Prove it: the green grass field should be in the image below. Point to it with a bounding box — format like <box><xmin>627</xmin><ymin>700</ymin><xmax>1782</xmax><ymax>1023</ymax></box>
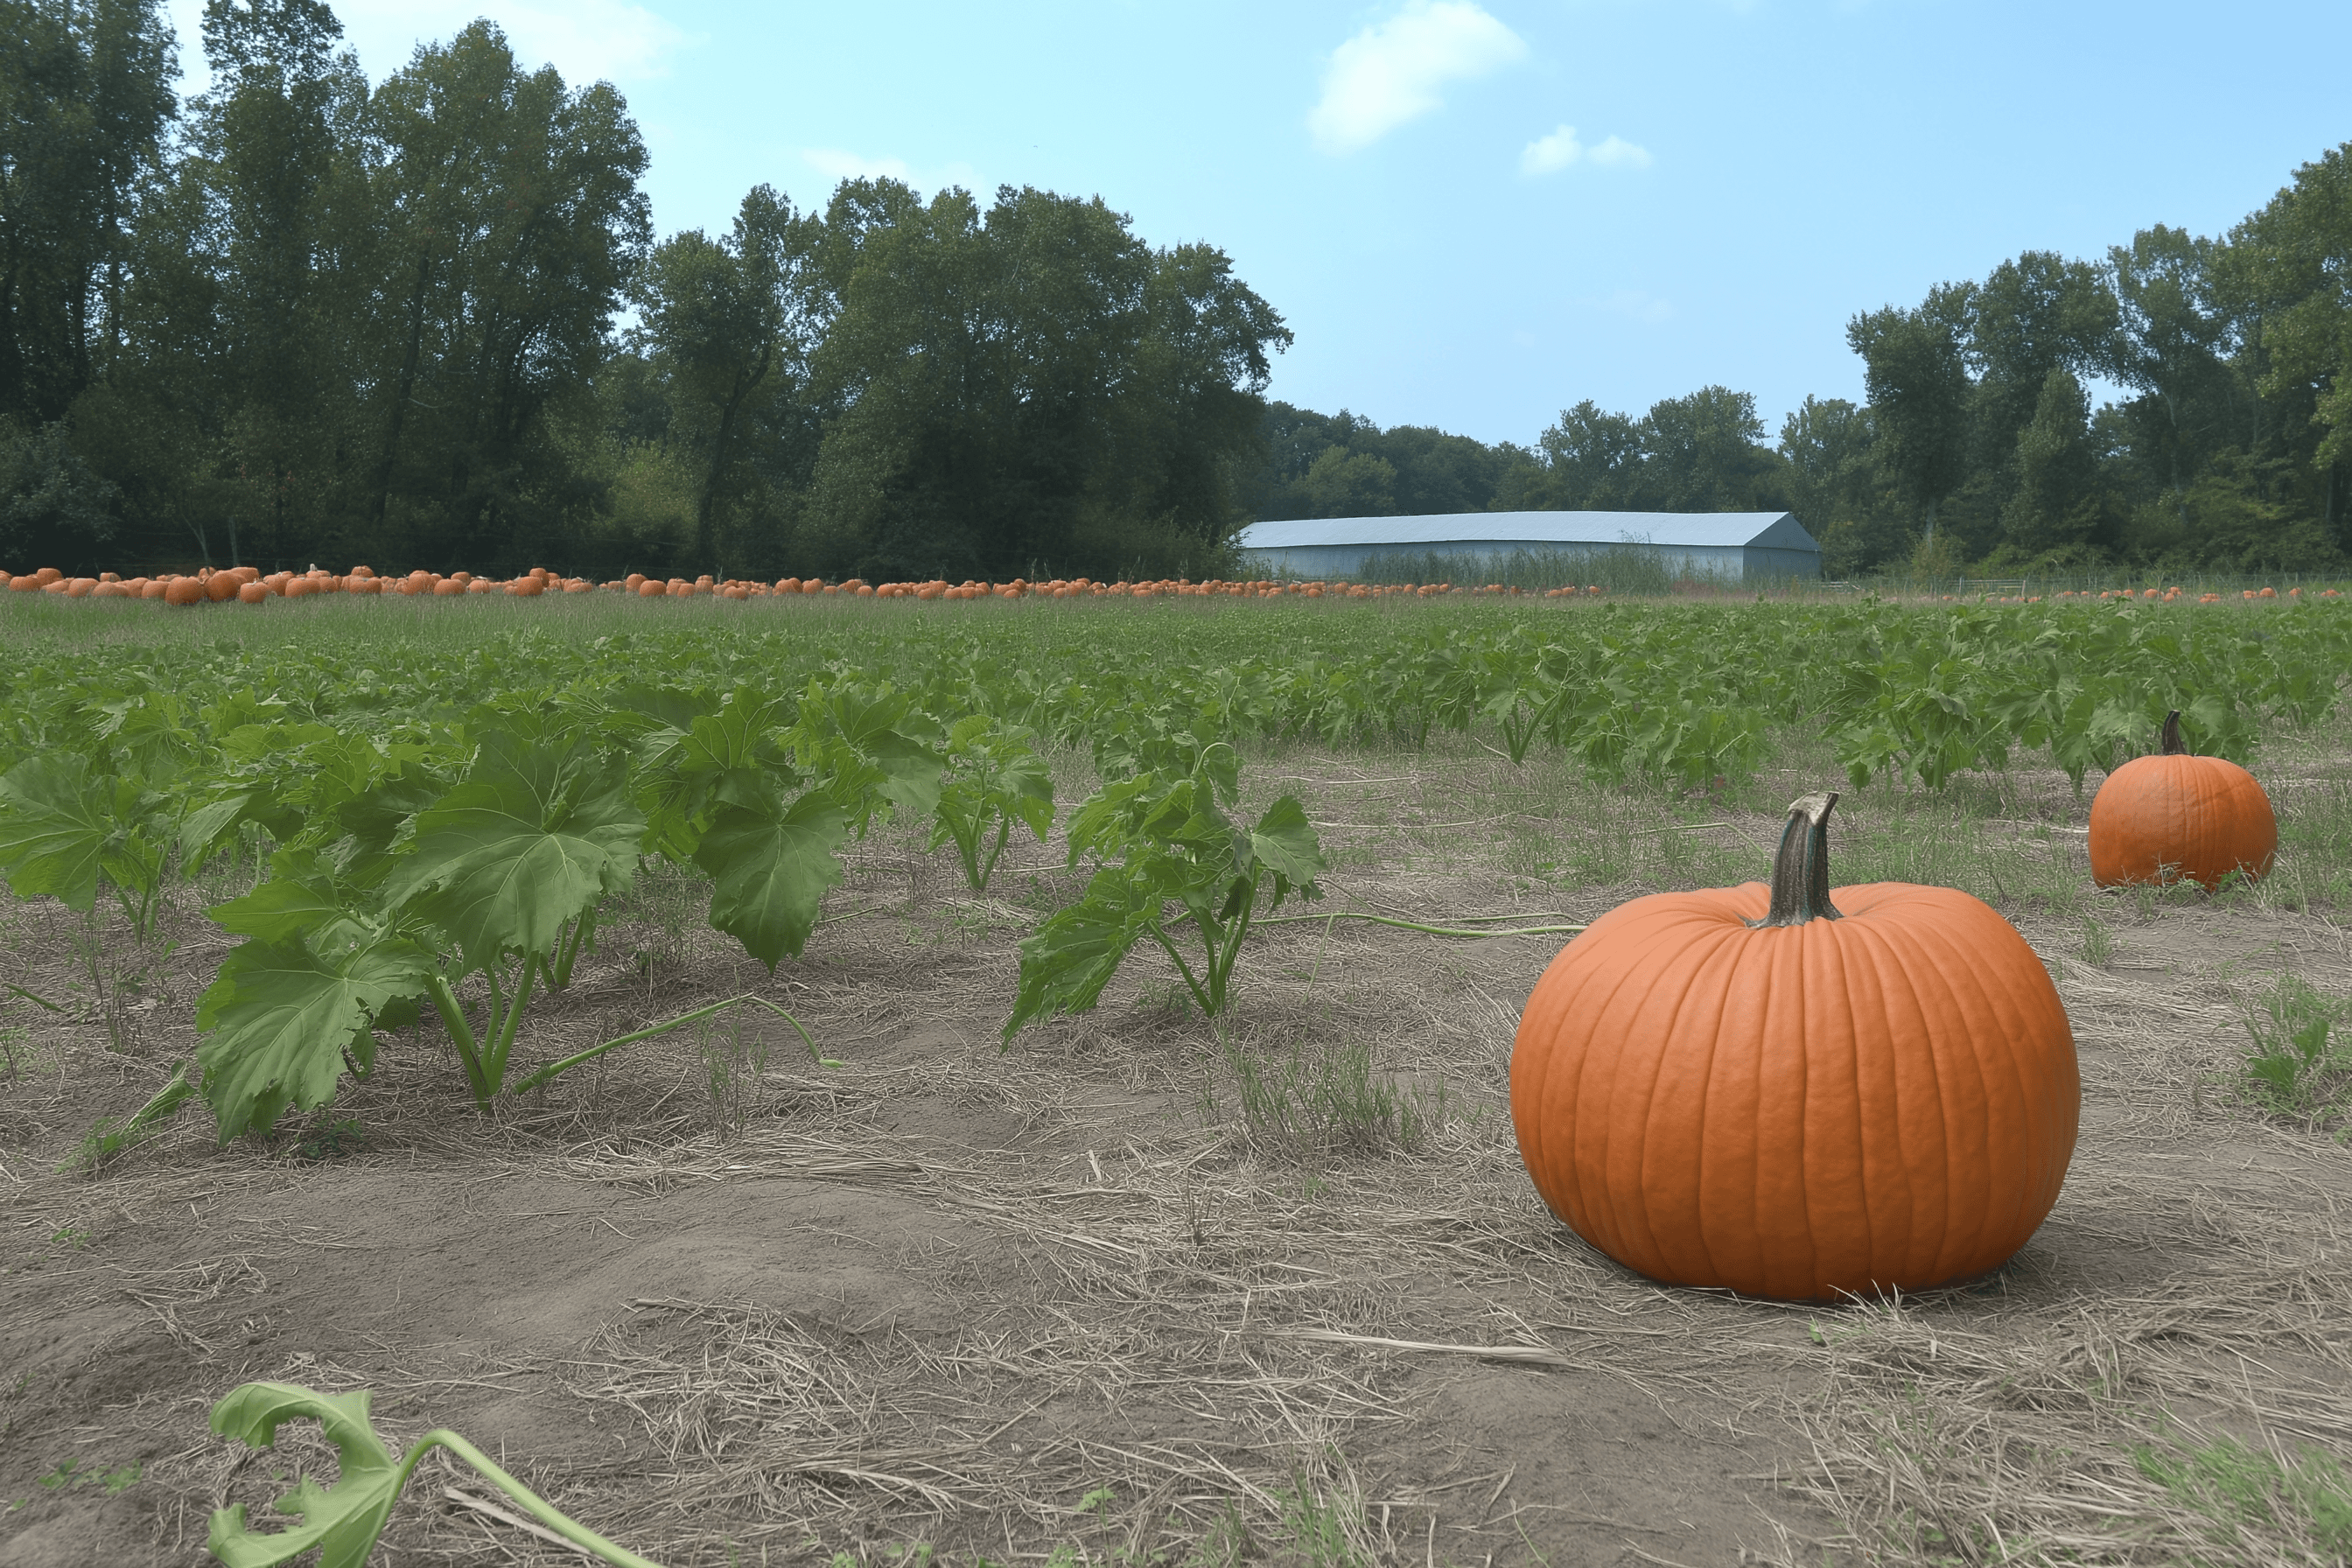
<box><xmin>1</xmin><ymin>588</ymin><xmax>2348</xmax><ymax>1567</ymax></box>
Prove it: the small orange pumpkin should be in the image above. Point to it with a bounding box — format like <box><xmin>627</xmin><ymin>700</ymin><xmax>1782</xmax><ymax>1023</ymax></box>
<box><xmin>1511</xmin><ymin>793</ymin><xmax>2079</xmax><ymax>1302</ymax></box>
<box><xmin>2088</xmin><ymin>711</ymin><xmax>2276</xmax><ymax>890</ymax></box>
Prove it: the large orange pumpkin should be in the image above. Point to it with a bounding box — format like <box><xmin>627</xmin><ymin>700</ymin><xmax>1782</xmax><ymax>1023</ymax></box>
<box><xmin>1511</xmin><ymin>793</ymin><xmax>2079</xmax><ymax>1302</ymax></box>
<box><xmin>2087</xmin><ymin>710</ymin><xmax>2276</xmax><ymax>889</ymax></box>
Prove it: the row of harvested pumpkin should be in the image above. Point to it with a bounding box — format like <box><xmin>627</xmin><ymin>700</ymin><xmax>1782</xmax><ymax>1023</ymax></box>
<box><xmin>5</xmin><ymin>565</ymin><xmax>592</xmax><ymax>601</ymax></box>
<box><xmin>1510</xmin><ymin>709</ymin><xmax>2276</xmax><ymax>1303</ymax></box>
<box><xmin>5</xmin><ymin>564</ymin><xmax>1603</xmax><ymax>602</ymax></box>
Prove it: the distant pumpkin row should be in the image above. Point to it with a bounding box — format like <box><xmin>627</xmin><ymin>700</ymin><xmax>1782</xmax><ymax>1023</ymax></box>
<box><xmin>5</xmin><ymin>565</ymin><xmax>1607</xmax><ymax>602</ymax></box>
<box><xmin>1946</xmin><ymin>584</ymin><xmax>2342</xmax><ymax>604</ymax></box>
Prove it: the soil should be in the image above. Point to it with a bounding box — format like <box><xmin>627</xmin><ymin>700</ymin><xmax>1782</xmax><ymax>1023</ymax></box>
<box><xmin>2</xmin><ymin>745</ymin><xmax>2348</xmax><ymax>1568</ymax></box>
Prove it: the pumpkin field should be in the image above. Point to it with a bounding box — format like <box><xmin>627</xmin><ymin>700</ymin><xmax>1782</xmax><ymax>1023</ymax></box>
<box><xmin>2</xmin><ymin>586</ymin><xmax>2349</xmax><ymax>1568</ymax></box>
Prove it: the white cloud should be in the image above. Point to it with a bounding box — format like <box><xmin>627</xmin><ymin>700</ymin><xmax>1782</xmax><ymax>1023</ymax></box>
<box><xmin>1521</xmin><ymin>123</ymin><xmax>1653</xmax><ymax>176</ymax></box>
<box><xmin>1309</xmin><ymin>1</ymin><xmax>1528</xmax><ymax>156</ymax></box>
<box><xmin>1519</xmin><ymin>124</ymin><xmax>1583</xmax><ymax>175</ymax></box>
<box><xmin>167</xmin><ymin>0</ymin><xmax>694</xmax><ymax>94</ymax></box>
<box><xmin>1587</xmin><ymin>135</ymin><xmax>1654</xmax><ymax>169</ymax></box>
<box><xmin>802</xmin><ymin>149</ymin><xmax>914</xmax><ymax>184</ymax></box>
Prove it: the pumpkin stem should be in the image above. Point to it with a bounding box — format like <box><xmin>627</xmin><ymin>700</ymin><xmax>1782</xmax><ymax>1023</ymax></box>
<box><xmin>1749</xmin><ymin>792</ymin><xmax>1844</xmax><ymax>928</ymax></box>
<box><xmin>2159</xmin><ymin>710</ymin><xmax>2186</xmax><ymax>755</ymax></box>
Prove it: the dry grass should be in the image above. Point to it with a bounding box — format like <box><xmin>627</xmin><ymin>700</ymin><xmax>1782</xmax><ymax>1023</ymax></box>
<box><xmin>5</xmin><ymin>730</ymin><xmax>2352</xmax><ymax>1567</ymax></box>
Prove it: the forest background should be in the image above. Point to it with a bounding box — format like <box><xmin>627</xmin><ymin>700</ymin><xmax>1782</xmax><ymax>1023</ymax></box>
<box><xmin>4</xmin><ymin>0</ymin><xmax>2349</xmax><ymax>584</ymax></box>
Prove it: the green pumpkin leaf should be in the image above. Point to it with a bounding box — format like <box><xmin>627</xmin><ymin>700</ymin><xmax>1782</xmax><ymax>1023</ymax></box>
<box><xmin>386</xmin><ymin>733</ymin><xmax>641</xmax><ymax>968</ymax></box>
<box><xmin>195</xmin><ymin>934</ymin><xmax>433</xmax><ymax>1141</ymax></box>
<box><xmin>1248</xmin><ymin>795</ymin><xmax>1326</xmax><ymax>909</ymax></box>
<box><xmin>1004</xmin><ymin>864</ymin><xmax>1162</xmax><ymax>1040</ymax></box>
<box><xmin>930</xmin><ymin>716</ymin><xmax>1055</xmax><ymax>890</ymax></box>
<box><xmin>0</xmin><ymin>753</ymin><xmax>106</xmax><ymax>909</ymax></box>
<box><xmin>178</xmin><ymin>791</ymin><xmax>261</xmax><ymax>870</ymax></box>
<box><xmin>693</xmin><ymin>780</ymin><xmax>850</xmax><ymax>971</ymax></box>
<box><xmin>678</xmin><ymin>688</ymin><xmax>795</xmax><ymax>780</ymax></box>
<box><xmin>209</xmin><ymin>878</ymin><xmax>360</xmax><ymax>945</ymax></box>
<box><xmin>206</xmin><ymin>1382</ymin><xmax>403</xmax><ymax>1568</ymax></box>
<box><xmin>799</xmin><ymin>682</ymin><xmax>945</xmax><ymax>828</ymax></box>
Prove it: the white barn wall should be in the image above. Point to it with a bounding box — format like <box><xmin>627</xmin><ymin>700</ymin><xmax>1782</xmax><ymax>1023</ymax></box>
<box><xmin>1243</xmin><ymin>541</ymin><xmax>1751</xmax><ymax>579</ymax></box>
<box><xmin>1232</xmin><ymin>511</ymin><xmax>1822</xmax><ymax>583</ymax></box>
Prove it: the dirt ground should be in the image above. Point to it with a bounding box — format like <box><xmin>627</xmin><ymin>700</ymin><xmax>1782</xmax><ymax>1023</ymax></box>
<box><xmin>3</xmin><ymin>741</ymin><xmax>2348</xmax><ymax>1568</ymax></box>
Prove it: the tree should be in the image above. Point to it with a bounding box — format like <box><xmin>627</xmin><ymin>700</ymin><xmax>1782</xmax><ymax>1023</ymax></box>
<box><xmin>2106</xmin><ymin>226</ymin><xmax>2228</xmax><ymax>522</ymax></box>
<box><xmin>1533</xmin><ymin>399</ymin><xmax>1643</xmax><ymax>508</ymax></box>
<box><xmin>2000</xmin><ymin>368</ymin><xmax>2104</xmax><ymax>559</ymax></box>
<box><xmin>355</xmin><ymin>21</ymin><xmax>650</xmax><ymax>566</ymax></box>
<box><xmin>807</xmin><ymin>181</ymin><xmax>1284</xmax><ymax>579</ymax></box>
<box><xmin>1965</xmin><ymin>252</ymin><xmax>2119</xmax><ymax>457</ymax></box>
<box><xmin>1298</xmin><ymin>445</ymin><xmax>1396</xmax><ymax>516</ymax></box>
<box><xmin>1847</xmin><ymin>304</ymin><xmax>1972</xmax><ymax>540</ymax></box>
<box><xmin>0</xmin><ymin>0</ymin><xmax>176</xmax><ymax>426</ymax></box>
<box><xmin>0</xmin><ymin>416</ymin><xmax>117</xmax><ymax>571</ymax></box>
<box><xmin>134</xmin><ymin>0</ymin><xmax>367</xmax><ymax>567</ymax></box>
<box><xmin>1105</xmin><ymin>242</ymin><xmax>1290</xmax><ymax>541</ymax></box>
<box><xmin>634</xmin><ymin>184</ymin><xmax>823</xmax><ymax>570</ymax></box>
<box><xmin>1636</xmin><ymin>385</ymin><xmax>1780</xmax><ymax>511</ymax></box>
<box><xmin>1779</xmin><ymin>395</ymin><xmax>1904</xmax><ymax>575</ymax></box>
<box><xmin>2241</xmin><ymin>142</ymin><xmax>2352</xmax><ymax>547</ymax></box>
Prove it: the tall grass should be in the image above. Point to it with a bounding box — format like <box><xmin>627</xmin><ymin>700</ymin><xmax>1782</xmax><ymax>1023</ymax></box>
<box><xmin>1340</xmin><ymin>546</ymin><xmax>1703</xmax><ymax>593</ymax></box>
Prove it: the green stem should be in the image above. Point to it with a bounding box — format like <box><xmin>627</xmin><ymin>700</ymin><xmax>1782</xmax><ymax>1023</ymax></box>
<box><xmin>396</xmin><ymin>1430</ymin><xmax>668</xmax><ymax>1568</ymax></box>
<box><xmin>482</xmin><ymin>962</ymin><xmax>508</xmax><ymax>1050</ymax></box>
<box><xmin>1212</xmin><ymin>910</ymin><xmax>1588</xmax><ymax>939</ymax></box>
<box><xmin>485</xmin><ymin>953</ymin><xmax>540</xmax><ymax>1090</ymax></box>
<box><xmin>978</xmin><ymin>816</ymin><xmax>1012</xmax><ymax>890</ymax></box>
<box><xmin>550</xmin><ymin>914</ymin><xmax>590</xmax><ymax>991</ymax></box>
<box><xmin>1144</xmin><ymin>920</ymin><xmax>1218</xmax><ymax>1018</ymax></box>
<box><xmin>424</xmin><ymin>973</ymin><xmax>490</xmax><ymax>1105</ymax></box>
<box><xmin>508</xmin><ymin>993</ymin><xmax>822</xmax><ymax>1099</ymax></box>
<box><xmin>1212</xmin><ymin>881</ymin><xmax>1256</xmax><ymax>1014</ymax></box>
<box><xmin>4</xmin><ymin>983</ymin><xmax>62</xmax><ymax>1011</ymax></box>
<box><xmin>952</xmin><ymin>819</ymin><xmax>983</xmax><ymax>889</ymax></box>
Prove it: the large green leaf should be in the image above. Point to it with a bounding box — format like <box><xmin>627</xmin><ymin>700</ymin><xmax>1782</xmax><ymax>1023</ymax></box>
<box><xmin>385</xmin><ymin>732</ymin><xmax>642</xmax><ymax>968</ymax></box>
<box><xmin>693</xmin><ymin>781</ymin><xmax>850</xmax><ymax>970</ymax></box>
<box><xmin>195</xmin><ymin>934</ymin><xmax>433</xmax><ymax>1141</ymax></box>
<box><xmin>206</xmin><ymin>1383</ymin><xmax>404</xmax><ymax>1568</ymax></box>
<box><xmin>208</xmin><ymin>878</ymin><xmax>360</xmax><ymax>946</ymax></box>
<box><xmin>0</xmin><ymin>754</ymin><xmax>105</xmax><ymax>908</ymax></box>
<box><xmin>678</xmin><ymin>687</ymin><xmax>794</xmax><ymax>780</ymax></box>
<box><xmin>334</xmin><ymin>770</ymin><xmax>445</xmax><ymax>863</ymax></box>
<box><xmin>801</xmin><ymin>682</ymin><xmax>945</xmax><ymax>826</ymax></box>
<box><xmin>1003</xmin><ymin>864</ymin><xmax>1160</xmax><ymax>1040</ymax></box>
<box><xmin>178</xmin><ymin>791</ymin><xmax>261</xmax><ymax>870</ymax></box>
<box><xmin>1246</xmin><ymin>795</ymin><xmax>1326</xmax><ymax>902</ymax></box>
<box><xmin>207</xmin><ymin>1378</ymin><xmax>668</xmax><ymax>1568</ymax></box>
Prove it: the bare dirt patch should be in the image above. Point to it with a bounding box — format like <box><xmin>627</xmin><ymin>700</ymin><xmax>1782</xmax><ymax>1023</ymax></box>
<box><xmin>4</xmin><ymin>741</ymin><xmax>2349</xmax><ymax>1568</ymax></box>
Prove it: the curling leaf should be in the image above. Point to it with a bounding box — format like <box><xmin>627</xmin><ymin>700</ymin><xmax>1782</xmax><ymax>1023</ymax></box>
<box><xmin>206</xmin><ymin>1382</ymin><xmax>403</xmax><ymax>1568</ymax></box>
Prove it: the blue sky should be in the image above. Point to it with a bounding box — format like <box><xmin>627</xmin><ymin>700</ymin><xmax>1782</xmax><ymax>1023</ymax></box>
<box><xmin>165</xmin><ymin>0</ymin><xmax>2352</xmax><ymax>448</ymax></box>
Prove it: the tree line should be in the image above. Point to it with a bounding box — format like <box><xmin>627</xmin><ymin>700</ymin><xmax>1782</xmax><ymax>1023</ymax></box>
<box><xmin>4</xmin><ymin>0</ymin><xmax>2347</xmax><ymax>582</ymax></box>
<box><xmin>0</xmin><ymin>0</ymin><xmax>1287</xmax><ymax>581</ymax></box>
<box><xmin>1253</xmin><ymin>147</ymin><xmax>2352</xmax><ymax>578</ymax></box>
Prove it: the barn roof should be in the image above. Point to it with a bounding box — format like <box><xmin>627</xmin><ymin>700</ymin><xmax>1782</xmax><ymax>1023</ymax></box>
<box><xmin>1236</xmin><ymin>510</ymin><xmax>1818</xmax><ymax>553</ymax></box>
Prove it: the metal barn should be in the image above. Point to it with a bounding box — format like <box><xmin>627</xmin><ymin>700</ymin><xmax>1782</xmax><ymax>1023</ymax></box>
<box><xmin>1233</xmin><ymin>511</ymin><xmax>1822</xmax><ymax>581</ymax></box>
